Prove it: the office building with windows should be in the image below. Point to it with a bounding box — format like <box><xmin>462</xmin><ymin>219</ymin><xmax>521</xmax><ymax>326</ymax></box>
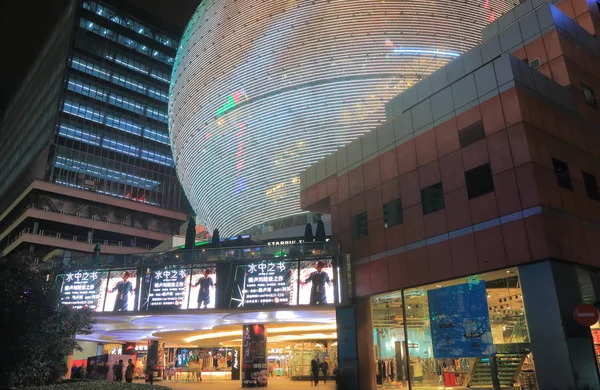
<box><xmin>0</xmin><ymin>0</ymin><xmax>189</xmax><ymax>259</ymax></box>
<box><xmin>300</xmin><ymin>0</ymin><xmax>600</xmax><ymax>388</ymax></box>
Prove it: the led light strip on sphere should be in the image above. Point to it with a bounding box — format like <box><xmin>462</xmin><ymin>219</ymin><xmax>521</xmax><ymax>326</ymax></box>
<box><xmin>169</xmin><ymin>0</ymin><xmax>514</xmax><ymax>237</ymax></box>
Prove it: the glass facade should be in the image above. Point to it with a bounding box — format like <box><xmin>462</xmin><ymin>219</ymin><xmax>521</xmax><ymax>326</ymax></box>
<box><xmin>371</xmin><ymin>268</ymin><xmax>536</xmax><ymax>389</ymax></box>
<box><xmin>49</xmin><ymin>0</ymin><xmax>184</xmax><ymax>210</ymax></box>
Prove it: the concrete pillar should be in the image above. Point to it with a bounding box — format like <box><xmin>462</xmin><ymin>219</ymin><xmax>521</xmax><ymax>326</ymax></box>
<box><xmin>336</xmin><ymin>306</ymin><xmax>360</xmax><ymax>390</ymax></box>
<box><xmin>519</xmin><ymin>261</ymin><xmax>600</xmax><ymax>389</ymax></box>
<box><xmin>355</xmin><ymin>297</ymin><xmax>376</xmax><ymax>390</ymax></box>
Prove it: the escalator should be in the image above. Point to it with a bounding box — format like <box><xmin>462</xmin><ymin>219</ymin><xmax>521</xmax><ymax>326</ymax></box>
<box><xmin>468</xmin><ymin>352</ymin><xmax>526</xmax><ymax>387</ymax></box>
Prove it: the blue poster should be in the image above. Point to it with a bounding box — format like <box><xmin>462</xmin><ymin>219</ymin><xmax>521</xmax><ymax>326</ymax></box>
<box><xmin>427</xmin><ymin>281</ymin><xmax>494</xmax><ymax>358</ymax></box>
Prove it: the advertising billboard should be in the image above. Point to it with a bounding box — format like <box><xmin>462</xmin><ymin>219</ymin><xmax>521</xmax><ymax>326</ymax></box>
<box><xmin>242</xmin><ymin>324</ymin><xmax>268</xmax><ymax>388</ymax></box>
<box><xmin>229</xmin><ymin>261</ymin><xmax>297</xmax><ymax>307</ymax></box>
<box><xmin>140</xmin><ymin>266</ymin><xmax>192</xmax><ymax>310</ymax></box>
<box><xmin>58</xmin><ymin>258</ymin><xmax>335</xmax><ymax>312</ymax></box>
<box><xmin>57</xmin><ymin>269</ymin><xmax>108</xmax><ymax>310</ymax></box>
<box><xmin>428</xmin><ymin>281</ymin><xmax>494</xmax><ymax>358</ymax></box>
<box><xmin>298</xmin><ymin>259</ymin><xmax>334</xmax><ymax>305</ymax></box>
<box><xmin>139</xmin><ymin>264</ymin><xmax>216</xmax><ymax>311</ymax></box>
<box><xmin>103</xmin><ymin>269</ymin><xmax>138</xmax><ymax>312</ymax></box>
<box><xmin>188</xmin><ymin>265</ymin><xmax>217</xmax><ymax>309</ymax></box>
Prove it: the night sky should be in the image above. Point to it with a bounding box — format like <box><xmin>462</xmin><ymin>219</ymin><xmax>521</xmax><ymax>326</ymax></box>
<box><xmin>0</xmin><ymin>0</ymin><xmax>199</xmax><ymax>111</ymax></box>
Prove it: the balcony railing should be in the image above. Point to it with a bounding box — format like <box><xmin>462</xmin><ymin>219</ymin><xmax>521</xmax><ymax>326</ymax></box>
<box><xmin>44</xmin><ymin>241</ymin><xmax>338</xmax><ymax>271</ymax></box>
<box><xmin>1</xmin><ymin>227</ymin><xmax>152</xmax><ymax>254</ymax></box>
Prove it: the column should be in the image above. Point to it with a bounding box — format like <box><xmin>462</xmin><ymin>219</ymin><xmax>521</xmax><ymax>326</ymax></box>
<box><xmin>336</xmin><ymin>306</ymin><xmax>360</xmax><ymax>390</ymax></box>
<box><xmin>519</xmin><ymin>260</ymin><xmax>600</xmax><ymax>389</ymax></box>
<box><xmin>242</xmin><ymin>324</ymin><xmax>268</xmax><ymax>388</ymax></box>
<box><xmin>355</xmin><ymin>297</ymin><xmax>377</xmax><ymax>390</ymax></box>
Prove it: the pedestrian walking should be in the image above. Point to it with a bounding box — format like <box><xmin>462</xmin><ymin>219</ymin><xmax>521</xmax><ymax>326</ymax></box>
<box><xmin>320</xmin><ymin>359</ymin><xmax>329</xmax><ymax>384</ymax></box>
<box><xmin>311</xmin><ymin>357</ymin><xmax>320</xmax><ymax>386</ymax></box>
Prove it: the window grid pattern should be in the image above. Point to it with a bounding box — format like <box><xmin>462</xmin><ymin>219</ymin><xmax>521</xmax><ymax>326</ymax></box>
<box><xmin>170</xmin><ymin>0</ymin><xmax>514</xmax><ymax>236</ymax></box>
<box><xmin>82</xmin><ymin>0</ymin><xmax>178</xmax><ymax>50</ymax></box>
<box><xmin>79</xmin><ymin>38</ymin><xmax>171</xmax><ymax>83</ymax></box>
<box><xmin>48</xmin><ymin>2</ymin><xmax>182</xmax><ymax>210</ymax></box>
<box><xmin>70</xmin><ymin>56</ymin><xmax>169</xmax><ymax>102</ymax></box>
<box><xmin>58</xmin><ymin>124</ymin><xmax>102</xmax><ymax>146</ymax></box>
<box><xmin>62</xmin><ymin>100</ymin><xmax>104</xmax><ymax>123</ymax></box>
<box><xmin>79</xmin><ymin>18</ymin><xmax>173</xmax><ymax>65</ymax></box>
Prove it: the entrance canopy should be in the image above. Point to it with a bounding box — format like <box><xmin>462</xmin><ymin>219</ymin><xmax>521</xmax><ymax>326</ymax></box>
<box><xmin>81</xmin><ymin>308</ymin><xmax>337</xmax><ymax>345</ymax></box>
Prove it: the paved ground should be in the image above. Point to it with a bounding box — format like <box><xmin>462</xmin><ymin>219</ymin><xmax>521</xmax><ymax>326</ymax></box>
<box><xmin>159</xmin><ymin>379</ymin><xmax>337</xmax><ymax>389</ymax></box>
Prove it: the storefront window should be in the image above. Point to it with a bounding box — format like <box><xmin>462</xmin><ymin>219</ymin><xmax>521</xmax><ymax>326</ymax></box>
<box><xmin>289</xmin><ymin>341</ymin><xmax>337</xmax><ymax>379</ymax></box>
<box><xmin>372</xmin><ymin>267</ymin><xmax>536</xmax><ymax>389</ymax></box>
<box><xmin>371</xmin><ymin>291</ymin><xmax>408</xmax><ymax>388</ymax></box>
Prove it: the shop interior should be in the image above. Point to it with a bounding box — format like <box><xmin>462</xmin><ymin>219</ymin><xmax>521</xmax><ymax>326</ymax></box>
<box><xmin>371</xmin><ymin>268</ymin><xmax>536</xmax><ymax>389</ymax></box>
<box><xmin>71</xmin><ymin>308</ymin><xmax>338</xmax><ymax>383</ymax></box>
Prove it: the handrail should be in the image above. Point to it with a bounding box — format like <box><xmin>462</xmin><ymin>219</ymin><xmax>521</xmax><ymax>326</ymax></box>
<box><xmin>1</xmin><ymin>227</ymin><xmax>152</xmax><ymax>253</ymax></box>
<box><xmin>1</xmin><ymin>203</ymin><xmax>177</xmax><ymax>235</ymax></box>
<box><xmin>43</xmin><ymin>241</ymin><xmax>337</xmax><ymax>271</ymax></box>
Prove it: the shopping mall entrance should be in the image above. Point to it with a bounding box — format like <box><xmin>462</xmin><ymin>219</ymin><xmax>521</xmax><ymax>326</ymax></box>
<box><xmin>71</xmin><ymin>308</ymin><xmax>338</xmax><ymax>387</ymax></box>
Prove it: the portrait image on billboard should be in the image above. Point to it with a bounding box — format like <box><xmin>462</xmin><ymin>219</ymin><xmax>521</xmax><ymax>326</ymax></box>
<box><xmin>102</xmin><ymin>269</ymin><xmax>138</xmax><ymax>312</ymax></box>
<box><xmin>140</xmin><ymin>265</ymin><xmax>192</xmax><ymax>310</ymax></box>
<box><xmin>188</xmin><ymin>264</ymin><xmax>217</xmax><ymax>309</ymax></box>
<box><xmin>229</xmin><ymin>261</ymin><xmax>297</xmax><ymax>307</ymax></box>
<box><xmin>57</xmin><ymin>269</ymin><xmax>108</xmax><ymax>311</ymax></box>
<box><xmin>298</xmin><ymin>259</ymin><xmax>334</xmax><ymax>305</ymax></box>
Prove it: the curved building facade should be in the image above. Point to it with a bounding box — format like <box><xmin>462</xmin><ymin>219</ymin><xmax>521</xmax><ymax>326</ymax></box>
<box><xmin>170</xmin><ymin>0</ymin><xmax>513</xmax><ymax>236</ymax></box>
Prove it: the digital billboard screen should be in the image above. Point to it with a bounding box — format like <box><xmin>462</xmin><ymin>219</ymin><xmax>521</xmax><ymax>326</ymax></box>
<box><xmin>140</xmin><ymin>264</ymin><xmax>216</xmax><ymax>311</ymax></box>
<box><xmin>229</xmin><ymin>261</ymin><xmax>297</xmax><ymax>308</ymax></box>
<box><xmin>103</xmin><ymin>269</ymin><xmax>138</xmax><ymax>312</ymax></box>
<box><xmin>57</xmin><ymin>269</ymin><xmax>108</xmax><ymax>310</ymax></box>
<box><xmin>188</xmin><ymin>265</ymin><xmax>217</xmax><ymax>309</ymax></box>
<box><xmin>140</xmin><ymin>266</ymin><xmax>191</xmax><ymax>310</ymax></box>
<box><xmin>298</xmin><ymin>259</ymin><xmax>334</xmax><ymax>305</ymax></box>
<box><xmin>58</xmin><ymin>258</ymin><xmax>336</xmax><ymax>312</ymax></box>
<box><xmin>228</xmin><ymin>258</ymin><xmax>335</xmax><ymax>307</ymax></box>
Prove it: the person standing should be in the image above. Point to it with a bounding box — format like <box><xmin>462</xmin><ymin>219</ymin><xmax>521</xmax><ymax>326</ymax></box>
<box><xmin>111</xmin><ymin>271</ymin><xmax>133</xmax><ymax>311</ymax></box>
<box><xmin>311</xmin><ymin>357</ymin><xmax>320</xmax><ymax>386</ymax></box>
<box><xmin>125</xmin><ymin>359</ymin><xmax>135</xmax><ymax>383</ymax></box>
<box><xmin>301</xmin><ymin>261</ymin><xmax>331</xmax><ymax>304</ymax></box>
<box><xmin>114</xmin><ymin>360</ymin><xmax>123</xmax><ymax>382</ymax></box>
<box><xmin>320</xmin><ymin>359</ymin><xmax>329</xmax><ymax>384</ymax></box>
<box><xmin>147</xmin><ymin>362</ymin><xmax>155</xmax><ymax>385</ymax></box>
<box><xmin>194</xmin><ymin>268</ymin><xmax>214</xmax><ymax>309</ymax></box>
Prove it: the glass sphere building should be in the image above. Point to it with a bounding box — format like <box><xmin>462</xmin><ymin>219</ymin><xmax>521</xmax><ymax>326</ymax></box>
<box><xmin>169</xmin><ymin>0</ymin><xmax>513</xmax><ymax>237</ymax></box>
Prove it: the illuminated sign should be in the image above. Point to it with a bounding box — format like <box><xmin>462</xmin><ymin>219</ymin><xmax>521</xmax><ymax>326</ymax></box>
<box><xmin>230</xmin><ymin>261</ymin><xmax>294</xmax><ymax>307</ymax></box>
<box><xmin>242</xmin><ymin>325</ymin><xmax>267</xmax><ymax>388</ymax></box>
<box><xmin>58</xmin><ymin>270</ymin><xmax>108</xmax><ymax>310</ymax></box>
<box><xmin>59</xmin><ymin>259</ymin><xmax>336</xmax><ymax>312</ymax></box>
<box><xmin>141</xmin><ymin>267</ymin><xmax>190</xmax><ymax>310</ymax></box>
<box><xmin>266</xmin><ymin>237</ymin><xmax>331</xmax><ymax>246</ymax></box>
<box><xmin>104</xmin><ymin>269</ymin><xmax>138</xmax><ymax>312</ymax></box>
<box><xmin>140</xmin><ymin>264</ymin><xmax>216</xmax><ymax>311</ymax></box>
